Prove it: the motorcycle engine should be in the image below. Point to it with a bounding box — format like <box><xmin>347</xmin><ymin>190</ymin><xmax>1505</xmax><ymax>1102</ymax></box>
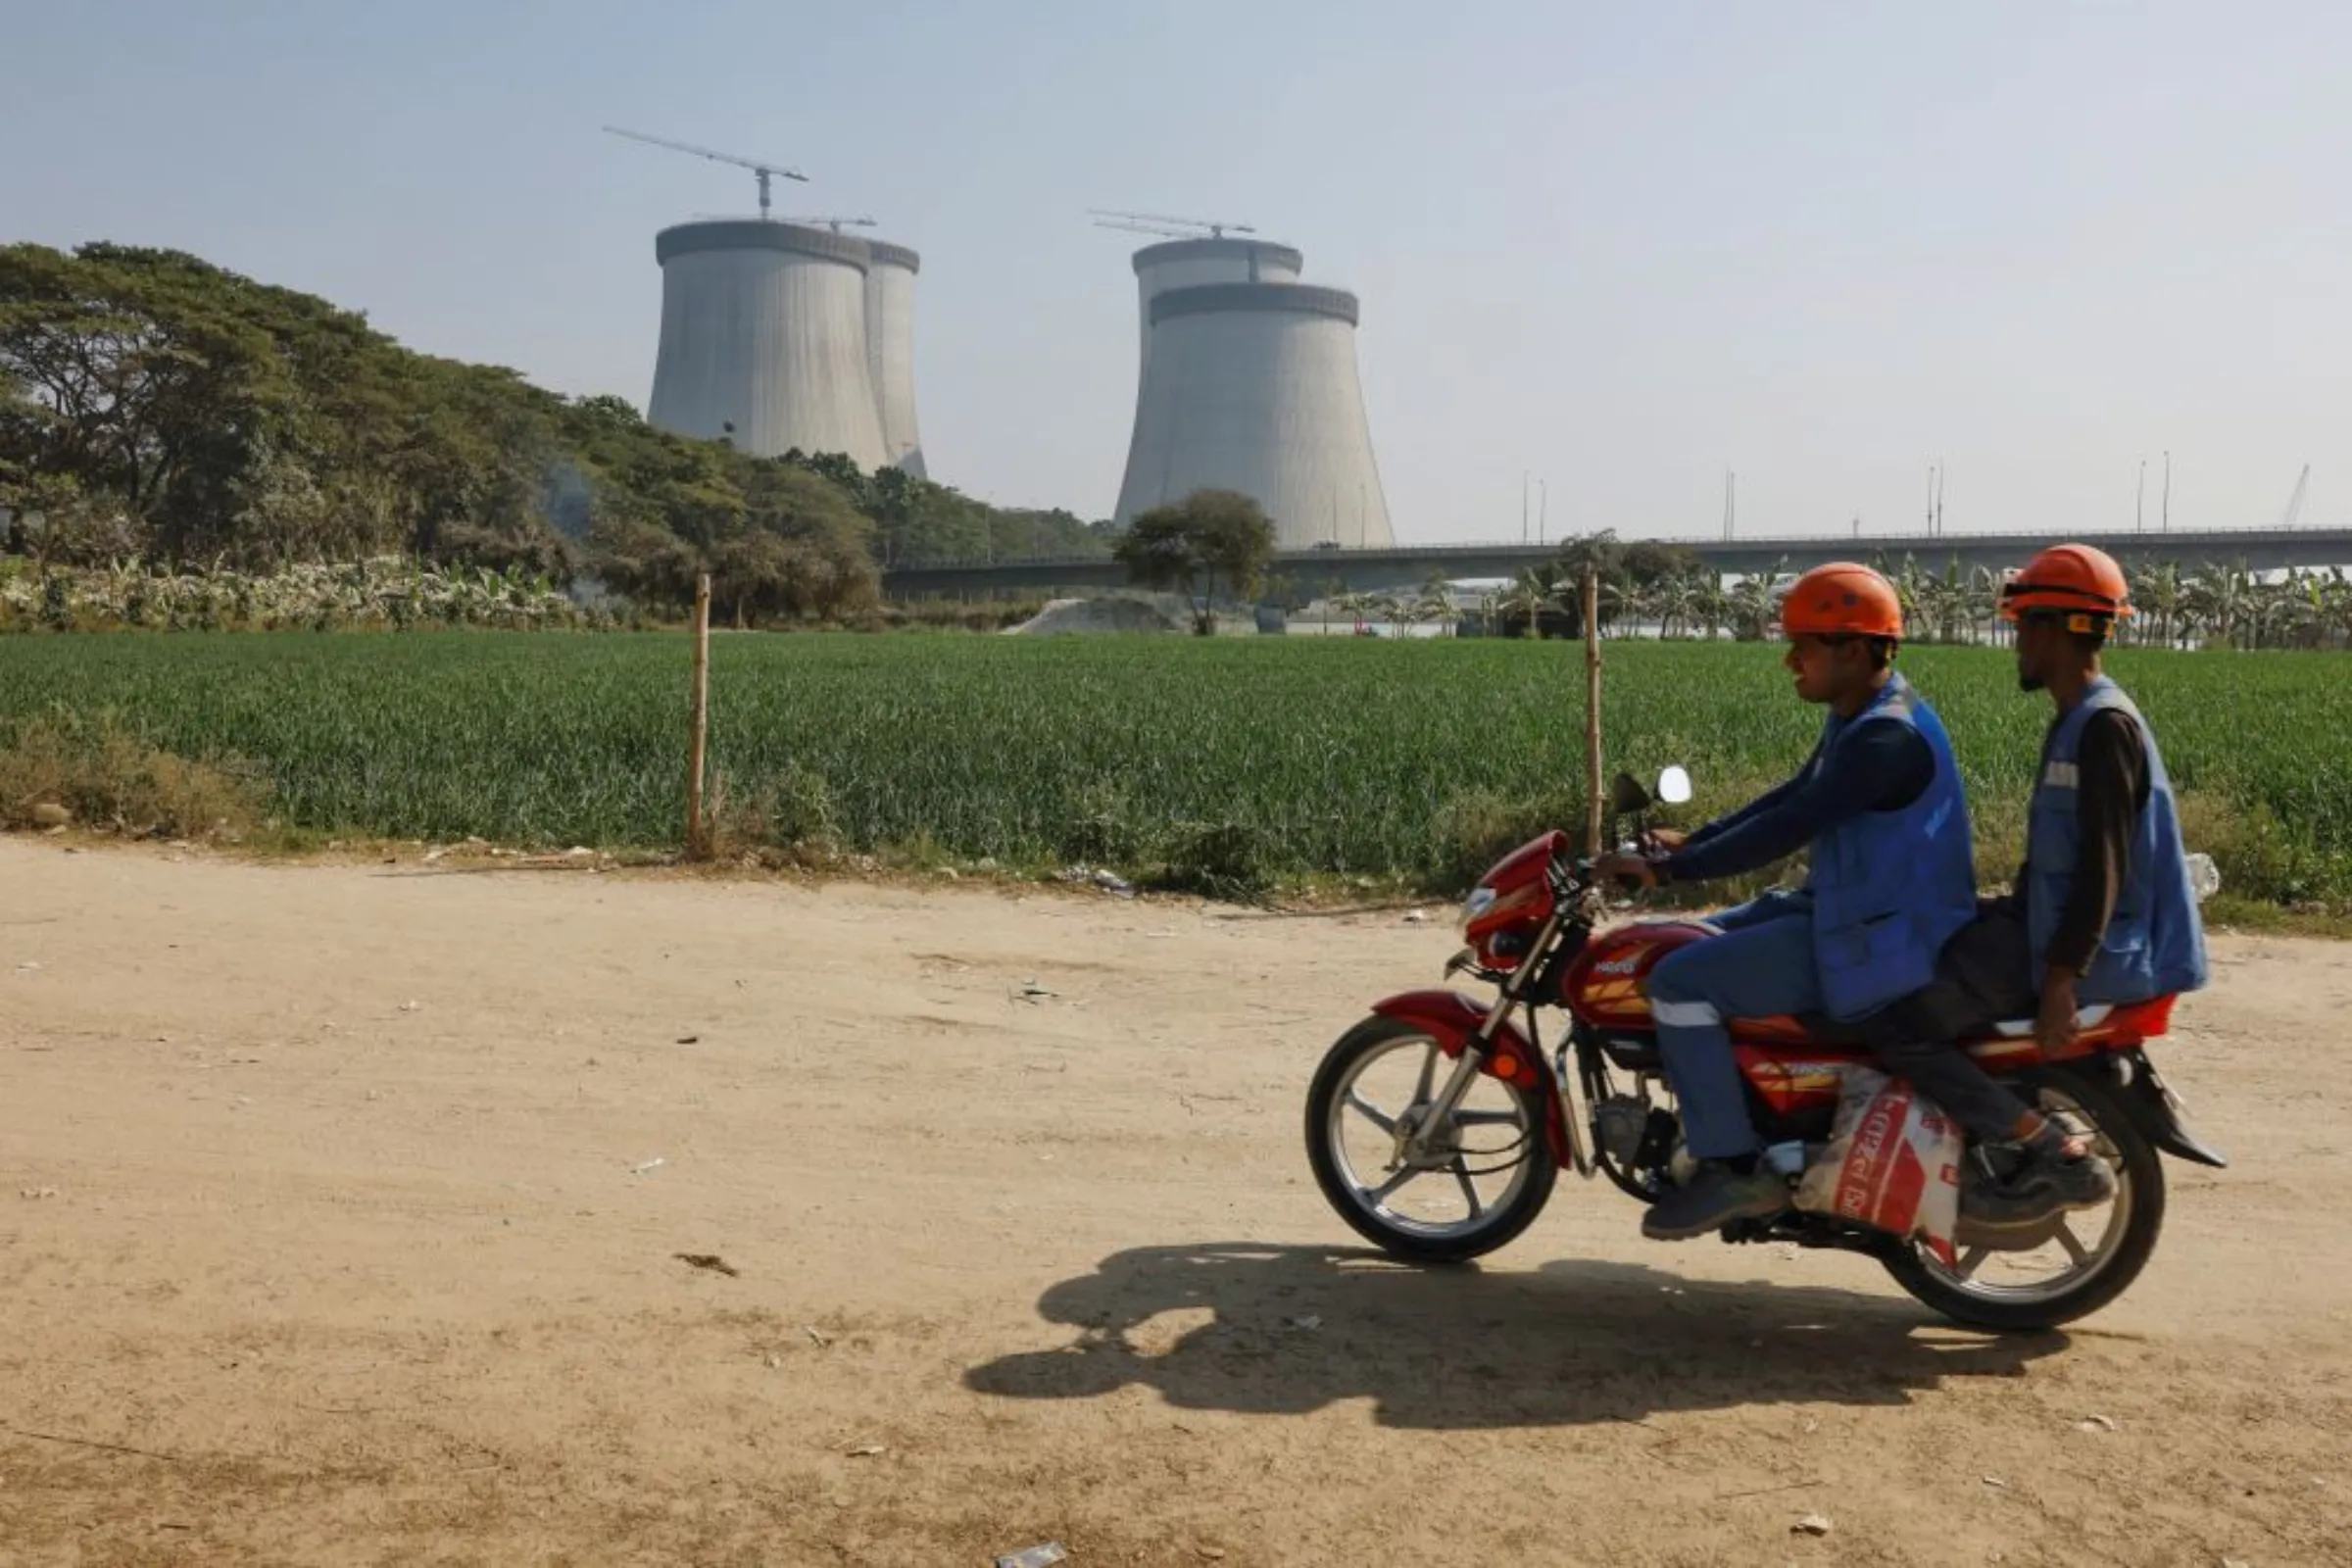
<box><xmin>1593</xmin><ymin>1097</ymin><xmax>1650</xmax><ymax>1166</ymax></box>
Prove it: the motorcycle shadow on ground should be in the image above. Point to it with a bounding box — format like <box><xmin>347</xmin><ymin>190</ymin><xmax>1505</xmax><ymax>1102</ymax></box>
<box><xmin>963</xmin><ymin>1242</ymin><xmax>2067</xmax><ymax>1430</ymax></box>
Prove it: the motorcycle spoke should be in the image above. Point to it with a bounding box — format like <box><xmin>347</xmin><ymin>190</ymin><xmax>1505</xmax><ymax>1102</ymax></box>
<box><xmin>1954</xmin><ymin>1245</ymin><xmax>1989</xmax><ymax>1279</ymax></box>
<box><xmin>2054</xmin><ymin>1222</ymin><xmax>2091</xmax><ymax>1266</ymax></box>
<box><xmin>1363</xmin><ymin>1166</ymin><xmax>1422</xmax><ymax>1205</ymax></box>
<box><xmin>1344</xmin><ymin>1090</ymin><xmax>1397</xmax><ymax>1135</ymax></box>
<box><xmin>1451</xmin><ymin>1159</ymin><xmax>1485</xmax><ymax>1219</ymax></box>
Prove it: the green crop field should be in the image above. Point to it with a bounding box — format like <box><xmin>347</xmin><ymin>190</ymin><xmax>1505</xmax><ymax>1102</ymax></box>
<box><xmin>2</xmin><ymin>633</ymin><xmax>2346</xmax><ymax>906</ymax></box>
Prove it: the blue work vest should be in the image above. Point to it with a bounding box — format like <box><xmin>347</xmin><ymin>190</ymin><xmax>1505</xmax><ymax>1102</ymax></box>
<box><xmin>2026</xmin><ymin>676</ymin><xmax>2210</xmax><ymax>1003</ymax></box>
<box><xmin>1804</xmin><ymin>674</ymin><xmax>1980</xmax><ymax>1019</ymax></box>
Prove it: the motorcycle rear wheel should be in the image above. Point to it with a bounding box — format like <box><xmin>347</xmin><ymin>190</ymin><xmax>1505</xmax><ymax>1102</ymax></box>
<box><xmin>1881</xmin><ymin>1065</ymin><xmax>2164</xmax><ymax>1333</ymax></box>
<box><xmin>1304</xmin><ymin>1015</ymin><xmax>1558</xmax><ymax>1264</ymax></box>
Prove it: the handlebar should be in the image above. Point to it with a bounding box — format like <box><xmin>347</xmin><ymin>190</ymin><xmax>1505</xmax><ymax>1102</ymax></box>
<box><xmin>1556</xmin><ymin>839</ymin><xmax>1668</xmax><ymax>897</ymax></box>
<box><xmin>1551</xmin><ymin>851</ymin><xmax>1640</xmax><ymax>899</ymax></box>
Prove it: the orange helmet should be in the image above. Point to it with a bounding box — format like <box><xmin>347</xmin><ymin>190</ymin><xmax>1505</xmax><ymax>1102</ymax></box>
<box><xmin>1999</xmin><ymin>544</ymin><xmax>2133</xmax><ymax>624</ymax></box>
<box><xmin>1778</xmin><ymin>563</ymin><xmax>1904</xmax><ymax>640</ymax></box>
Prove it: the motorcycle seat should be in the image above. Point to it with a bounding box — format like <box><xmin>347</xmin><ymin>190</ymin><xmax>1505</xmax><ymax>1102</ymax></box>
<box><xmin>1969</xmin><ymin>1004</ymin><xmax>2114</xmax><ymax>1042</ymax></box>
<box><xmin>1736</xmin><ymin>997</ymin><xmax>2176</xmax><ymax>1054</ymax></box>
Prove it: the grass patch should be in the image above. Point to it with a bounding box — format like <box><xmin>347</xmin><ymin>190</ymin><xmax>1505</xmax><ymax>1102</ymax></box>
<box><xmin>706</xmin><ymin>761</ymin><xmax>846</xmax><ymax>866</ymax></box>
<box><xmin>1145</xmin><ymin>819</ymin><xmax>1277</xmax><ymax>903</ymax></box>
<box><xmin>0</xmin><ymin>708</ymin><xmax>269</xmax><ymax>841</ymax></box>
<box><xmin>0</xmin><ymin>635</ymin><xmax>2347</xmax><ymax>918</ymax></box>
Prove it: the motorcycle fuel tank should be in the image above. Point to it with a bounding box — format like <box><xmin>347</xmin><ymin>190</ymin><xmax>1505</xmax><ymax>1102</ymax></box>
<box><xmin>1559</xmin><ymin>920</ymin><xmax>1716</xmax><ymax>1027</ymax></box>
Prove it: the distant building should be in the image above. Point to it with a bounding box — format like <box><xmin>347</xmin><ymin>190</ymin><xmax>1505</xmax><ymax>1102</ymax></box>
<box><xmin>1111</xmin><ymin>240</ymin><xmax>1394</xmax><ymax>551</ymax></box>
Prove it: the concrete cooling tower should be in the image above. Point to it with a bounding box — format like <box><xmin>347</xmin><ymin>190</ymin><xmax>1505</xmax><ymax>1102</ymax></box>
<box><xmin>1128</xmin><ymin>237</ymin><xmax>1303</xmax><ymax>382</ymax></box>
<box><xmin>861</xmin><ymin>239</ymin><xmax>925</xmax><ymax>479</ymax></box>
<box><xmin>1113</xmin><ymin>278</ymin><xmax>1394</xmax><ymax>549</ymax></box>
<box><xmin>647</xmin><ymin>220</ymin><xmax>888</xmax><ymax>468</ymax></box>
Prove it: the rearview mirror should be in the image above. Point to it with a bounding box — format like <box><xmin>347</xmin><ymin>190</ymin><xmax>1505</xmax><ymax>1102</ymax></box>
<box><xmin>1656</xmin><ymin>765</ymin><xmax>1692</xmax><ymax>806</ymax></box>
<box><xmin>1608</xmin><ymin>771</ymin><xmax>1651</xmax><ymax>816</ymax></box>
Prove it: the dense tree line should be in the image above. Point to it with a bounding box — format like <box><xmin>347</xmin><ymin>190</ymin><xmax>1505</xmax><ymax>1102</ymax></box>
<box><xmin>1480</xmin><ymin>534</ymin><xmax>2352</xmax><ymax>650</ymax></box>
<box><xmin>0</xmin><ymin>242</ymin><xmax>1108</xmax><ymax>624</ymax></box>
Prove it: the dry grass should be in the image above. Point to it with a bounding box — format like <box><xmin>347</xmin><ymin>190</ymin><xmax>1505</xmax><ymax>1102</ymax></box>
<box><xmin>0</xmin><ymin>710</ymin><xmax>267</xmax><ymax>841</ymax></box>
<box><xmin>701</xmin><ymin>761</ymin><xmax>846</xmax><ymax>868</ymax></box>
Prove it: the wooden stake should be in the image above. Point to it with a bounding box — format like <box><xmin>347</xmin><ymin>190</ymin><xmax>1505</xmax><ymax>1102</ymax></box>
<box><xmin>686</xmin><ymin>572</ymin><xmax>711</xmax><ymax>860</ymax></box>
<box><xmin>1583</xmin><ymin>563</ymin><xmax>1604</xmax><ymax>857</ymax></box>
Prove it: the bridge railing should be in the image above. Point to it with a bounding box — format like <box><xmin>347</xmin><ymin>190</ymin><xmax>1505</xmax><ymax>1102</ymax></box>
<box><xmin>886</xmin><ymin>525</ymin><xmax>2352</xmax><ymax>574</ymax></box>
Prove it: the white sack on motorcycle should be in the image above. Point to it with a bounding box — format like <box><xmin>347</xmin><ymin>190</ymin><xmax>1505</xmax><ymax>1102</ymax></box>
<box><xmin>1794</xmin><ymin>1067</ymin><xmax>1963</xmax><ymax>1266</ymax></box>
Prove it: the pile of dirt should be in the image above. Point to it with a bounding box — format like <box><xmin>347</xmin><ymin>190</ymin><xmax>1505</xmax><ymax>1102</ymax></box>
<box><xmin>1003</xmin><ymin>592</ymin><xmax>1192</xmax><ymax>636</ymax></box>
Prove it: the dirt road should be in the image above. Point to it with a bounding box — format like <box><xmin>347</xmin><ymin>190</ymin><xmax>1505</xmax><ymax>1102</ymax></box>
<box><xmin>1</xmin><ymin>841</ymin><xmax>2347</xmax><ymax>1566</ymax></box>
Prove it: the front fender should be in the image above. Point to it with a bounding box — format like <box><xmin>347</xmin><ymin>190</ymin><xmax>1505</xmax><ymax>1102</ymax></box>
<box><xmin>1369</xmin><ymin>990</ymin><xmax>1570</xmax><ymax>1164</ymax></box>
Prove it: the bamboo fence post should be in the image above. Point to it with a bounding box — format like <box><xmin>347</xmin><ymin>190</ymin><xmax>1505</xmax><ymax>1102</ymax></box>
<box><xmin>685</xmin><ymin>573</ymin><xmax>711</xmax><ymax>860</ymax></box>
<box><xmin>1583</xmin><ymin>563</ymin><xmax>1604</xmax><ymax>857</ymax></box>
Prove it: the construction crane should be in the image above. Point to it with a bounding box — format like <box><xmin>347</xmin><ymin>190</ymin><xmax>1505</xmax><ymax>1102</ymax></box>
<box><xmin>777</xmin><ymin>216</ymin><xmax>877</xmax><ymax>233</ymax></box>
<box><xmin>2279</xmin><ymin>463</ymin><xmax>2312</xmax><ymax>530</ymax></box>
<box><xmin>604</xmin><ymin>125</ymin><xmax>808</xmax><ymax>220</ymax></box>
<box><xmin>1088</xmin><ymin>207</ymin><xmax>1256</xmax><ymax>240</ymax></box>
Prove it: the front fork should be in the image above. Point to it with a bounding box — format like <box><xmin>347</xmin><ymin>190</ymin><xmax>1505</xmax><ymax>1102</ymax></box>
<box><xmin>1405</xmin><ymin>911</ymin><xmax>1596</xmax><ymax>1179</ymax></box>
<box><xmin>1403</xmin><ymin>1051</ymin><xmax>1491</xmax><ymax>1162</ymax></box>
<box><xmin>1549</xmin><ymin>1026</ymin><xmax>1598</xmax><ymax>1180</ymax></box>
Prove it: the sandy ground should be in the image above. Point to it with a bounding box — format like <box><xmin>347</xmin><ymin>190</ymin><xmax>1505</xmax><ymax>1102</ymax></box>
<box><xmin>2</xmin><ymin>841</ymin><xmax>2349</xmax><ymax>1567</ymax></box>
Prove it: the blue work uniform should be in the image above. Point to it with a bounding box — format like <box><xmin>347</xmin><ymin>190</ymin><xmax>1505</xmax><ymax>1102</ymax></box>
<box><xmin>1647</xmin><ymin>673</ymin><xmax>1978</xmax><ymax>1159</ymax></box>
<box><xmin>2026</xmin><ymin>676</ymin><xmax>2209</xmax><ymax>1003</ymax></box>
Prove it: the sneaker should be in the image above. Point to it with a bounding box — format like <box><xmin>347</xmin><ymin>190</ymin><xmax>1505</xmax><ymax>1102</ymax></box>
<box><xmin>1642</xmin><ymin>1162</ymin><xmax>1790</xmax><ymax>1242</ymax></box>
<box><xmin>1960</xmin><ymin>1133</ymin><xmax>2118</xmax><ymax>1231</ymax></box>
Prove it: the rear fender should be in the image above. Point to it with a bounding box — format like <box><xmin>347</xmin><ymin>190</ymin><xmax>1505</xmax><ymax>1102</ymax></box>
<box><xmin>2111</xmin><ymin>1049</ymin><xmax>2230</xmax><ymax>1169</ymax></box>
<box><xmin>1370</xmin><ymin>990</ymin><xmax>1570</xmax><ymax>1164</ymax></box>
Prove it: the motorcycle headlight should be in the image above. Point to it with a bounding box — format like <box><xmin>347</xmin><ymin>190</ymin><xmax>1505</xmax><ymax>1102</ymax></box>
<box><xmin>1460</xmin><ymin>886</ymin><xmax>1497</xmax><ymax>935</ymax></box>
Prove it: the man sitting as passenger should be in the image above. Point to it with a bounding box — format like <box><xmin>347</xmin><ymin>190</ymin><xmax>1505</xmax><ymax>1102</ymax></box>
<box><xmin>1847</xmin><ymin>544</ymin><xmax>2211</xmax><ymax>1227</ymax></box>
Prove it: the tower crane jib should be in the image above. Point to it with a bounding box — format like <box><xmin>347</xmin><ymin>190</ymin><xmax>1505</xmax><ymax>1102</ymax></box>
<box><xmin>604</xmin><ymin>124</ymin><xmax>809</xmax><ymax>220</ymax></box>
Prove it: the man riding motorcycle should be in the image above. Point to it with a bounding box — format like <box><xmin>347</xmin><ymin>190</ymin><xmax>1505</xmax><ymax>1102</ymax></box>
<box><xmin>1845</xmin><ymin>544</ymin><xmax>2211</xmax><ymax>1226</ymax></box>
<box><xmin>1595</xmin><ymin>563</ymin><xmax>1978</xmax><ymax>1241</ymax></box>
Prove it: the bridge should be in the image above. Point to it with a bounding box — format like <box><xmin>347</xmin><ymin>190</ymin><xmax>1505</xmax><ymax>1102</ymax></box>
<box><xmin>884</xmin><ymin>526</ymin><xmax>2352</xmax><ymax>599</ymax></box>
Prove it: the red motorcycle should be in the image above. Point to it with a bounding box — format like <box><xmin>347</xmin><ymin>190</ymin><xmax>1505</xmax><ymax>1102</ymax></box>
<box><xmin>1303</xmin><ymin>767</ymin><xmax>2227</xmax><ymax>1331</ymax></box>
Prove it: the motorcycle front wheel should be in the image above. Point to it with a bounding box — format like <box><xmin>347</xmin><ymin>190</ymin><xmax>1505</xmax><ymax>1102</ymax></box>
<box><xmin>1881</xmin><ymin>1064</ymin><xmax>2166</xmax><ymax>1332</ymax></box>
<box><xmin>1304</xmin><ymin>1015</ymin><xmax>1558</xmax><ymax>1264</ymax></box>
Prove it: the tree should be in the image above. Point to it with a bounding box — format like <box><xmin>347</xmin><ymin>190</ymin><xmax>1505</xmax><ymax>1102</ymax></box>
<box><xmin>1415</xmin><ymin>568</ymin><xmax>1457</xmax><ymax>636</ymax></box>
<box><xmin>1619</xmin><ymin>539</ymin><xmax>1702</xmax><ymax>597</ymax></box>
<box><xmin>1489</xmin><ymin>569</ymin><xmax>1544</xmax><ymax>638</ymax></box>
<box><xmin>2132</xmin><ymin>562</ymin><xmax>2183</xmax><ymax>651</ymax></box>
<box><xmin>2184</xmin><ymin>560</ymin><xmax>2253</xmax><ymax>649</ymax></box>
<box><xmin>1114</xmin><ymin>488</ymin><xmax>1276</xmax><ymax>634</ymax></box>
<box><xmin>1645</xmin><ymin>572</ymin><xmax>1697</xmax><ymax>639</ymax></box>
<box><xmin>1260</xmin><ymin>570</ymin><xmax>1310</xmax><ymax>614</ymax></box>
<box><xmin>1487</xmin><ymin>560</ymin><xmax>1585</xmax><ymax>638</ymax></box>
<box><xmin>1689</xmin><ymin>568</ymin><xmax>1730</xmax><ymax>641</ymax></box>
<box><xmin>1727</xmin><ymin>558</ymin><xmax>1790</xmax><ymax>641</ymax></box>
<box><xmin>1552</xmin><ymin>529</ymin><xmax>1621</xmax><ymax>584</ymax></box>
<box><xmin>0</xmin><ymin>243</ymin><xmax>293</xmax><ymax>557</ymax></box>
<box><xmin>1314</xmin><ymin>574</ymin><xmax>1346</xmax><ymax>633</ymax></box>
<box><xmin>1967</xmin><ymin>564</ymin><xmax>2003</xmax><ymax>645</ymax></box>
<box><xmin>587</xmin><ymin>512</ymin><xmax>703</xmax><ymax>609</ymax></box>
<box><xmin>1541</xmin><ymin>533</ymin><xmax>1605</xmax><ymax>637</ymax></box>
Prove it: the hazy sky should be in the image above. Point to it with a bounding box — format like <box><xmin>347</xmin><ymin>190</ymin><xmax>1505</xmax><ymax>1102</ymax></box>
<box><xmin>11</xmin><ymin>1</ymin><xmax>2348</xmax><ymax>542</ymax></box>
